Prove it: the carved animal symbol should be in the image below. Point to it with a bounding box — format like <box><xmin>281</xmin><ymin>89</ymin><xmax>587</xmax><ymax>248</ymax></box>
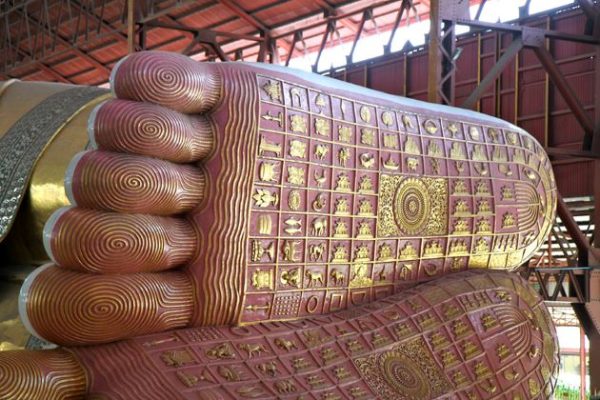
<box><xmin>206</xmin><ymin>344</ymin><xmax>235</xmax><ymax>360</ymax></box>
<box><xmin>314</xmin><ymin>170</ymin><xmax>326</xmax><ymax>187</ymax></box>
<box><xmin>305</xmin><ymin>270</ymin><xmax>324</xmax><ymax>287</ymax></box>
<box><xmin>315</xmin><ymin>144</ymin><xmax>329</xmax><ymax>159</ymax></box>
<box><xmin>330</xmin><ymin>269</ymin><xmax>345</xmax><ymax>285</ymax></box>
<box><xmin>310</xmin><ymin>243</ymin><xmax>325</xmax><ymax>261</ymax></box>
<box><xmin>218</xmin><ymin>365</ymin><xmax>241</xmax><ymax>382</ymax></box>
<box><xmin>239</xmin><ymin>343</ymin><xmax>267</xmax><ymax>358</ymax></box>
<box><xmin>311</xmin><ymin>218</ymin><xmax>328</xmax><ymax>236</ymax></box>
<box><xmin>280</xmin><ymin>268</ymin><xmax>301</xmax><ymax>288</ymax></box>
<box><xmin>359</xmin><ymin>153</ymin><xmax>375</xmax><ymax>168</ymax></box>
<box><xmin>312</xmin><ymin>194</ymin><xmax>326</xmax><ymax>211</ymax></box>
<box><xmin>257</xmin><ymin>361</ymin><xmax>278</xmax><ymax>377</ymax></box>
<box><xmin>275</xmin><ymin>379</ymin><xmax>296</xmax><ymax>394</ymax></box>
<box><xmin>274</xmin><ymin>337</ymin><xmax>298</xmax><ymax>351</ymax></box>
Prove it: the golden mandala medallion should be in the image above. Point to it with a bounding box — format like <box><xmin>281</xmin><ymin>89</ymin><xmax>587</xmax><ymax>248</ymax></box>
<box><xmin>394</xmin><ymin>178</ymin><xmax>431</xmax><ymax>235</ymax></box>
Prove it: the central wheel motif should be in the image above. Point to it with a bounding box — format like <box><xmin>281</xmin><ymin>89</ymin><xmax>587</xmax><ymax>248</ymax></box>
<box><xmin>393</xmin><ymin>178</ymin><xmax>431</xmax><ymax>235</ymax></box>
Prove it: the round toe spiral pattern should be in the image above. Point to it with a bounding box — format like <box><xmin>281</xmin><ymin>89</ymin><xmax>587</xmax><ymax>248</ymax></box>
<box><xmin>24</xmin><ymin>266</ymin><xmax>194</xmax><ymax>345</ymax></box>
<box><xmin>111</xmin><ymin>51</ymin><xmax>222</xmax><ymax>114</ymax></box>
<box><xmin>92</xmin><ymin>100</ymin><xmax>214</xmax><ymax>162</ymax></box>
<box><xmin>48</xmin><ymin>208</ymin><xmax>196</xmax><ymax>274</ymax></box>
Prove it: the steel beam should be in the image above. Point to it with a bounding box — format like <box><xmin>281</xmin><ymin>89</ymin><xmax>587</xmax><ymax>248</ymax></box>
<box><xmin>346</xmin><ymin>9</ymin><xmax>371</xmax><ymax>64</ymax></box>
<box><xmin>462</xmin><ymin>37</ymin><xmax>523</xmax><ymax>110</ymax></box>
<box><xmin>313</xmin><ymin>20</ymin><xmax>335</xmax><ymax>72</ymax></box>
<box><xmin>384</xmin><ymin>0</ymin><xmax>409</xmax><ymax>54</ymax></box>
<box><xmin>427</xmin><ymin>0</ymin><xmax>441</xmax><ymax>103</ymax></box>
<box><xmin>533</xmin><ymin>45</ymin><xmax>595</xmax><ymax>148</ymax></box>
<box><xmin>218</xmin><ymin>0</ymin><xmax>269</xmax><ymax>32</ymax></box>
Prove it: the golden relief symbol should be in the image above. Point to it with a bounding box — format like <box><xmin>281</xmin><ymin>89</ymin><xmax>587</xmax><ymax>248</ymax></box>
<box><xmin>477</xmin><ymin>199</ymin><xmax>491</xmax><ymax>214</ymax></box>
<box><xmin>328</xmin><ymin>269</ymin><xmax>344</xmax><ymax>286</ymax></box>
<box><xmin>289</xmin><ymin>139</ymin><xmax>307</xmax><ymax>158</ymax></box>
<box><xmin>290</xmin><ymin>87</ymin><xmax>302</xmax><ymax>106</ymax></box>
<box><xmin>261</xmin><ymin>111</ymin><xmax>283</xmax><ymax>127</ymax></box>
<box><xmin>499</xmin><ymin>164</ymin><xmax>513</xmax><ymax>177</ymax></box>
<box><xmin>453</xmin><ymin>199</ymin><xmax>469</xmax><ymax>216</ymax></box>
<box><xmin>493</xmin><ymin>146</ymin><xmax>508</xmax><ymax>162</ymax></box>
<box><xmin>333</xmin><ymin>220</ymin><xmax>349</xmax><ymax>237</ymax></box>
<box><xmin>316</xmin><ymin>94</ymin><xmax>327</xmax><ymax>108</ymax></box>
<box><xmin>404</xmin><ymin>136</ymin><xmax>420</xmax><ymax>155</ymax></box>
<box><xmin>282</xmin><ymin>240</ymin><xmax>301</xmax><ymax>262</ymax></box>
<box><xmin>360</xmin><ymin>106</ymin><xmax>371</xmax><ymax>123</ymax></box>
<box><xmin>423</xmin><ymin>241</ymin><xmax>443</xmax><ymax>257</ymax></box>
<box><xmin>447</xmin><ymin>122</ymin><xmax>459</xmax><ymax>136</ymax></box>
<box><xmin>474</xmin><ymin>182</ymin><xmax>488</xmax><ymax>197</ymax></box>
<box><xmin>251</xmin><ymin>240</ymin><xmax>275</xmax><ymax>262</ymax></box>
<box><xmin>275</xmin><ymin>380</ymin><xmax>296</xmax><ymax>394</ymax></box>
<box><xmin>399</xmin><ymin>242</ymin><xmax>418</xmax><ymax>259</ymax></box>
<box><xmin>315</xmin><ymin>118</ymin><xmax>330</xmax><ymax>136</ymax></box>
<box><xmin>377</xmin><ymin>243</ymin><xmax>393</xmax><ymax>261</ymax></box>
<box><xmin>480</xmin><ymin>313</ymin><xmax>498</xmax><ymax>330</ymax></box>
<box><xmin>288</xmin><ymin>190</ymin><xmax>301</xmax><ymax>211</ymax></box>
<box><xmin>262</xmin><ymin>80</ymin><xmax>282</xmax><ymax>101</ymax></box>
<box><xmin>287</xmin><ymin>166</ymin><xmax>305</xmax><ymax>185</ymax></box>
<box><xmin>314</xmin><ymin>144</ymin><xmax>329</xmax><ymax>160</ymax></box>
<box><xmin>309</xmin><ymin>243</ymin><xmax>325</xmax><ymax>261</ymax></box>
<box><xmin>284</xmin><ymin>217</ymin><xmax>302</xmax><ymax>235</ymax></box>
<box><xmin>502</xmin><ymin>212</ymin><xmax>516</xmax><ymax>228</ymax></box>
<box><xmin>475</xmin><ymin>238</ymin><xmax>489</xmax><ymax>253</ymax></box>
<box><xmin>474</xmin><ymin>163</ymin><xmax>488</xmax><ymax>176</ymax></box>
<box><xmin>382</xmin><ymin>111</ymin><xmax>394</xmax><ymax>126</ymax></box>
<box><xmin>281</xmin><ymin>268</ymin><xmax>301</xmax><ymax>288</ymax></box>
<box><xmin>472</xmin><ymin>144</ymin><xmax>488</xmax><ymax>161</ymax></box>
<box><xmin>252</xmin><ymin>268</ymin><xmax>273</xmax><ymax>290</ymax></box>
<box><xmin>383</xmin><ymin>155</ymin><xmax>399</xmax><ymax>170</ymax></box>
<box><xmin>401</xmin><ymin>114</ymin><xmax>413</xmax><ymax>129</ymax></box>
<box><xmin>474</xmin><ymin>362</ymin><xmax>492</xmax><ymax>380</ymax></box>
<box><xmin>290</xmin><ymin>114</ymin><xmax>306</xmax><ymax>133</ymax></box>
<box><xmin>161</xmin><ymin>350</ymin><xmax>196</xmax><ymax>367</ymax></box>
<box><xmin>452</xmin><ymin>219</ymin><xmax>468</xmax><ymax>234</ymax></box>
<box><xmin>441</xmin><ymin>350</ymin><xmax>458</xmax><ymax>368</ymax></box>
<box><xmin>257</xmin><ymin>215</ymin><xmax>272</xmax><ymax>234</ymax></box>
<box><xmin>450</xmin><ymin>142</ymin><xmax>465</xmax><ymax>159</ymax></box>
<box><xmin>259</xmin><ymin>135</ymin><xmax>281</xmax><ymax>157</ymax></box>
<box><xmin>487</xmin><ymin>127</ymin><xmax>499</xmax><ymax>143</ymax></box>
<box><xmin>423</xmin><ymin>119</ymin><xmax>438</xmax><ymax>134</ymax></box>
<box><xmin>358</xmin><ymin>175</ymin><xmax>373</xmax><ymax>193</ymax></box>
<box><xmin>314</xmin><ymin>170</ymin><xmax>326</xmax><ymax>188</ymax></box>
<box><xmin>430</xmin><ymin>158</ymin><xmax>441</xmax><ymax>175</ymax></box>
<box><xmin>506</xmin><ymin>131</ymin><xmax>518</xmax><ymax>145</ymax></box>
<box><xmin>476</xmin><ymin>218</ymin><xmax>491</xmax><ymax>233</ymax></box>
<box><xmin>338</xmin><ymin>125</ymin><xmax>352</xmax><ymax>142</ymax></box>
<box><xmin>356</xmin><ymin>221</ymin><xmax>373</xmax><ymax>239</ymax></box>
<box><xmin>253</xmin><ymin>189</ymin><xmax>279</xmax><ymax>208</ymax></box>
<box><xmin>274</xmin><ymin>337</ymin><xmax>298</xmax><ymax>351</ymax></box>
<box><xmin>361</xmin><ymin>128</ymin><xmax>375</xmax><ymax>146</ymax></box>
<box><xmin>332</xmin><ymin>245</ymin><xmax>348</xmax><ymax>262</ymax></box>
<box><xmin>335</xmin><ymin>174</ymin><xmax>351</xmax><ymax>192</ymax></box>
<box><xmin>207</xmin><ymin>344</ymin><xmax>236</xmax><ymax>360</ymax></box>
<box><xmin>239</xmin><ymin>343</ymin><xmax>267</xmax><ymax>358</ymax></box>
<box><xmin>259</xmin><ymin>162</ymin><xmax>278</xmax><ymax>182</ymax></box>
<box><xmin>311</xmin><ymin>218</ymin><xmax>328</xmax><ymax>236</ymax></box>
<box><xmin>501</xmin><ymin>186</ymin><xmax>514</xmax><ymax>200</ymax></box>
<box><xmin>359</xmin><ymin>153</ymin><xmax>375</xmax><ymax>168</ymax></box>
<box><xmin>338</xmin><ymin>147</ymin><xmax>350</xmax><ymax>166</ymax></box>
<box><xmin>462</xmin><ymin>340</ymin><xmax>480</xmax><ymax>359</ymax></box>
<box><xmin>312</xmin><ymin>194</ymin><xmax>326</xmax><ymax>211</ymax></box>
<box><xmin>334</xmin><ymin>366</ymin><xmax>351</xmax><ymax>381</ymax></box>
<box><xmin>469</xmin><ymin>126</ymin><xmax>481</xmax><ymax>140</ymax></box>
<box><xmin>358</xmin><ymin>199</ymin><xmax>373</xmax><ymax>216</ymax></box>
<box><xmin>383</xmin><ymin>133</ymin><xmax>398</xmax><ymax>148</ymax></box>
<box><xmin>497</xmin><ymin>344</ymin><xmax>510</xmax><ymax>362</ymax></box>
<box><xmin>334</xmin><ymin>197</ymin><xmax>349</xmax><ymax>215</ymax></box>
<box><xmin>455</xmin><ymin>160</ymin><xmax>465</xmax><ymax>173</ymax></box>
<box><xmin>427</xmin><ymin>141</ymin><xmax>443</xmax><ymax>157</ymax></box>
<box><xmin>453</xmin><ymin>180</ymin><xmax>467</xmax><ymax>194</ymax></box>
<box><xmin>406</xmin><ymin>157</ymin><xmax>419</xmax><ymax>171</ymax></box>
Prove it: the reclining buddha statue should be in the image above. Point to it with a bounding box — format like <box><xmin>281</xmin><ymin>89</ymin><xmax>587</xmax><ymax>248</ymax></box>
<box><xmin>0</xmin><ymin>51</ymin><xmax>558</xmax><ymax>399</ymax></box>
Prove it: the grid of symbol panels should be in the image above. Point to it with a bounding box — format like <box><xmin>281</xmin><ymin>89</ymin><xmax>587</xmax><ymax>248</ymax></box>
<box><xmin>248</xmin><ymin>74</ymin><xmax>546</xmax><ymax>307</ymax></box>
<box><xmin>147</xmin><ymin>278</ymin><xmax>550</xmax><ymax>398</ymax></box>
<box><xmin>250</xmin><ymin>75</ymin><xmax>387</xmax><ymax>304</ymax></box>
